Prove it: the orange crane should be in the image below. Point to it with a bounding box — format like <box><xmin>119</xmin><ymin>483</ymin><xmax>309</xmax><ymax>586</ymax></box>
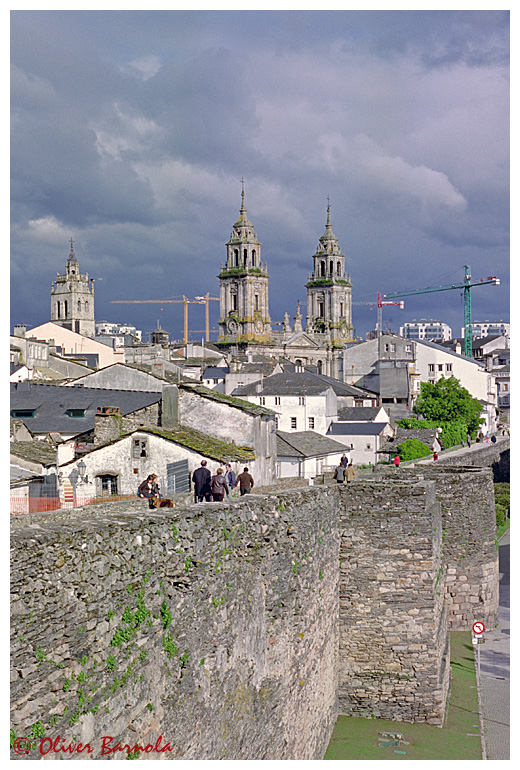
<box><xmin>194</xmin><ymin>293</ymin><xmax>220</xmax><ymax>341</ymax></box>
<box><xmin>110</xmin><ymin>295</ymin><xmax>204</xmax><ymax>344</ymax></box>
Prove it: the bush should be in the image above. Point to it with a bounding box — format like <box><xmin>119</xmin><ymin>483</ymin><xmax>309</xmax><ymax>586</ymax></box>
<box><xmin>495</xmin><ymin>503</ymin><xmax>506</xmax><ymax>528</ymax></box>
<box><xmin>397</xmin><ymin>418</ymin><xmax>468</xmax><ymax>448</ymax></box>
<box><xmin>394</xmin><ymin>438</ymin><xmax>431</xmax><ymax>462</ymax></box>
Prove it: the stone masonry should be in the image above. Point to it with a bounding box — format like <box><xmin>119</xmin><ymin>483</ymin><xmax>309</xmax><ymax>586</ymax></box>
<box><xmin>10</xmin><ymin>463</ymin><xmax>499</xmax><ymax>759</ymax></box>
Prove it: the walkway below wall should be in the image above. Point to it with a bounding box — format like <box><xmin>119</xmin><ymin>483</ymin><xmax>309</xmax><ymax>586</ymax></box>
<box><xmin>477</xmin><ymin>528</ymin><xmax>510</xmax><ymax>760</ymax></box>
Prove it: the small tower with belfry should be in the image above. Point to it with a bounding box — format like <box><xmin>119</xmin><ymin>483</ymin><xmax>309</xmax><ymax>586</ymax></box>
<box><xmin>305</xmin><ymin>200</ymin><xmax>353</xmax><ymax>346</ymax></box>
<box><xmin>218</xmin><ymin>182</ymin><xmax>272</xmax><ymax>345</ymax></box>
<box><xmin>50</xmin><ymin>239</ymin><xmax>96</xmax><ymax>337</ymax></box>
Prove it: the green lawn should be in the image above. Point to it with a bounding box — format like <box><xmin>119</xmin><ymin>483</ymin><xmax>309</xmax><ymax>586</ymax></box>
<box><xmin>324</xmin><ymin>632</ymin><xmax>482</xmax><ymax>760</ymax></box>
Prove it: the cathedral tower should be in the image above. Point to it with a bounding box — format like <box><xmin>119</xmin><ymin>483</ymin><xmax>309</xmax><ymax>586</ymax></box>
<box><xmin>218</xmin><ymin>186</ymin><xmax>272</xmax><ymax>344</ymax></box>
<box><xmin>305</xmin><ymin>204</ymin><xmax>352</xmax><ymax>346</ymax></box>
<box><xmin>51</xmin><ymin>239</ymin><xmax>95</xmax><ymax>337</ymax></box>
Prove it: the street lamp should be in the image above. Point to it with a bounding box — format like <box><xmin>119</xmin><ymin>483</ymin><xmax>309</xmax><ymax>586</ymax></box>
<box><xmin>77</xmin><ymin>459</ymin><xmax>88</xmax><ymax>482</ymax></box>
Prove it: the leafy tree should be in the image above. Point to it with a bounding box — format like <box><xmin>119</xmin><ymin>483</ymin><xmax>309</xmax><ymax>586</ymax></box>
<box><xmin>394</xmin><ymin>438</ymin><xmax>431</xmax><ymax>462</ymax></box>
<box><xmin>413</xmin><ymin>376</ymin><xmax>483</xmax><ymax>434</ymax></box>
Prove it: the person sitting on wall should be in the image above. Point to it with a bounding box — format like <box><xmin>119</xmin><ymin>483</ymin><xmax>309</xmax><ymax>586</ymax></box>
<box><xmin>192</xmin><ymin>460</ymin><xmax>211</xmax><ymax>503</ymax></box>
<box><xmin>138</xmin><ymin>475</ymin><xmax>156</xmax><ymax>499</ymax></box>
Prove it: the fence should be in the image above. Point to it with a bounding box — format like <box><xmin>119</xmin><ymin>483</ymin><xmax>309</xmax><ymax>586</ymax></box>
<box><xmin>10</xmin><ymin>494</ymin><xmax>138</xmax><ymax>516</ymax></box>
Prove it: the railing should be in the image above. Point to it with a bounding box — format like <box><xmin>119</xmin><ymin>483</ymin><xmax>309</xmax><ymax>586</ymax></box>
<box><xmin>10</xmin><ymin>494</ymin><xmax>138</xmax><ymax>515</ymax></box>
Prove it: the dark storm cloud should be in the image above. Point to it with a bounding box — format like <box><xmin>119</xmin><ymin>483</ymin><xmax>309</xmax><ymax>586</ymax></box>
<box><xmin>10</xmin><ymin>10</ymin><xmax>509</xmax><ymax>341</ymax></box>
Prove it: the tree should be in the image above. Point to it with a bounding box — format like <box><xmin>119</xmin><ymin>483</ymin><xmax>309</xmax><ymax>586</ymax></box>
<box><xmin>413</xmin><ymin>376</ymin><xmax>483</xmax><ymax>434</ymax></box>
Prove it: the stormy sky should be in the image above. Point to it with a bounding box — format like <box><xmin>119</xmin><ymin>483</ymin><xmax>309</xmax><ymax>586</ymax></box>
<box><xmin>11</xmin><ymin>9</ymin><xmax>510</xmax><ymax>343</ymax></box>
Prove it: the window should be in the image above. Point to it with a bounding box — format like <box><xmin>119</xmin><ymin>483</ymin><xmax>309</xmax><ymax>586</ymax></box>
<box><xmin>428</xmin><ymin>364</ymin><xmax>435</xmax><ymax>373</ymax></box>
<box><xmin>232</xmin><ymin>294</ymin><xmax>237</xmax><ymax>311</ymax></box>
<box><xmin>66</xmin><ymin>409</ymin><xmax>85</xmax><ymax>418</ymax></box>
<box><xmin>132</xmin><ymin>438</ymin><xmax>148</xmax><ymax>458</ymax></box>
<box><xmin>384</xmin><ymin>344</ymin><xmax>389</xmax><ymax>352</ymax></box>
<box><xmin>259</xmin><ymin>397</ymin><xmax>266</xmax><ymax>405</ymax></box>
<box><xmin>11</xmin><ymin>409</ymin><xmax>35</xmax><ymax>418</ymax></box>
<box><xmin>274</xmin><ymin>396</ymin><xmax>281</xmax><ymax>405</ymax></box>
<box><xmin>299</xmin><ymin>397</ymin><xmax>305</xmax><ymax>405</ymax></box>
<box><xmin>503</xmin><ymin>383</ymin><xmax>509</xmax><ymax>392</ymax></box>
<box><xmin>318</xmin><ymin>302</ymin><xmax>324</xmax><ymax>318</ymax></box>
<box><xmin>391</xmin><ymin>344</ymin><xmax>396</xmax><ymax>353</ymax></box>
<box><xmin>406</xmin><ymin>344</ymin><xmax>412</xmax><ymax>353</ymax></box>
<box><xmin>438</xmin><ymin>364</ymin><xmax>443</xmax><ymax>372</ymax></box>
<box><xmin>365</xmin><ymin>443</ymin><xmax>372</xmax><ymax>450</ymax></box>
<box><xmin>255</xmin><ymin>294</ymin><xmax>259</xmax><ymax>311</ymax></box>
<box><xmin>290</xmin><ymin>417</ymin><xmax>297</xmax><ymax>430</ymax></box>
<box><xmin>446</xmin><ymin>364</ymin><xmax>452</xmax><ymax>373</ymax></box>
<box><xmin>98</xmin><ymin>474</ymin><xmax>118</xmax><ymax>496</ymax></box>
<box><xmin>308</xmin><ymin>417</ymin><xmax>315</xmax><ymax>430</ymax></box>
<box><xmin>252</xmin><ymin>250</ymin><xmax>256</xmax><ymax>266</ymax></box>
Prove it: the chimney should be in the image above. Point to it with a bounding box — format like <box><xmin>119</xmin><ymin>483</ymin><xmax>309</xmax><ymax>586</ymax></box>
<box><xmin>13</xmin><ymin>325</ymin><xmax>26</xmax><ymax>338</ymax></box>
<box><xmin>161</xmin><ymin>385</ymin><xmax>179</xmax><ymax>428</ymax></box>
<box><xmin>94</xmin><ymin>406</ymin><xmax>122</xmax><ymax>447</ymax></box>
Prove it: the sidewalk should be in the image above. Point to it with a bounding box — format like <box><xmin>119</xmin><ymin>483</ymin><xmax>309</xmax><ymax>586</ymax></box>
<box><xmin>476</xmin><ymin>528</ymin><xmax>510</xmax><ymax>760</ymax></box>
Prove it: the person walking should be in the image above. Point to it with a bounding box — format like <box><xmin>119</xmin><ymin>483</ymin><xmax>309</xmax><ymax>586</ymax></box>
<box><xmin>393</xmin><ymin>455</ymin><xmax>401</xmax><ymax>468</ymax></box>
<box><xmin>345</xmin><ymin>461</ymin><xmax>356</xmax><ymax>483</ymax></box>
<box><xmin>192</xmin><ymin>460</ymin><xmax>211</xmax><ymax>503</ymax></box>
<box><xmin>340</xmin><ymin>453</ymin><xmax>349</xmax><ymax>468</ymax></box>
<box><xmin>333</xmin><ymin>462</ymin><xmax>346</xmax><ymax>484</ymax></box>
<box><xmin>224</xmin><ymin>463</ymin><xmax>237</xmax><ymax>495</ymax></box>
<box><xmin>433</xmin><ymin>451</ymin><xmax>438</xmax><ymax>461</ymax></box>
<box><xmin>210</xmin><ymin>468</ymin><xmax>229</xmax><ymax>502</ymax></box>
<box><xmin>237</xmin><ymin>467</ymin><xmax>254</xmax><ymax>495</ymax></box>
<box><xmin>467</xmin><ymin>432</ymin><xmax>472</xmax><ymax>448</ymax></box>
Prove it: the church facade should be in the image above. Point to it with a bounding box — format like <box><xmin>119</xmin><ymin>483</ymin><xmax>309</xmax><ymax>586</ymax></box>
<box><xmin>217</xmin><ymin>190</ymin><xmax>354</xmax><ymax>378</ymax></box>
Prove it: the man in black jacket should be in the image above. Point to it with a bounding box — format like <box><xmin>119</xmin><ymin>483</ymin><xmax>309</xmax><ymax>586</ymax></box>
<box><xmin>192</xmin><ymin>460</ymin><xmax>211</xmax><ymax>503</ymax></box>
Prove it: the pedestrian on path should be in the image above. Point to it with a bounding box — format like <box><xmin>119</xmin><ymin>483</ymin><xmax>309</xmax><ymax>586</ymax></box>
<box><xmin>345</xmin><ymin>461</ymin><xmax>356</xmax><ymax>483</ymax></box>
<box><xmin>237</xmin><ymin>467</ymin><xmax>254</xmax><ymax>495</ymax></box>
<box><xmin>467</xmin><ymin>433</ymin><xmax>472</xmax><ymax>448</ymax></box>
<box><xmin>333</xmin><ymin>463</ymin><xmax>346</xmax><ymax>484</ymax></box>
<box><xmin>393</xmin><ymin>455</ymin><xmax>401</xmax><ymax>468</ymax></box>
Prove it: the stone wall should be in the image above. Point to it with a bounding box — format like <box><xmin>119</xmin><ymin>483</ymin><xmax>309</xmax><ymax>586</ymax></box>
<box><xmin>398</xmin><ymin>465</ymin><xmax>499</xmax><ymax>630</ymax></box>
<box><xmin>10</xmin><ymin>487</ymin><xmax>339</xmax><ymax>761</ymax></box>
<box><xmin>10</xmin><ymin>461</ymin><xmax>500</xmax><ymax>758</ymax></box>
<box><xmin>338</xmin><ymin>477</ymin><xmax>450</xmax><ymax>724</ymax></box>
<box><xmin>433</xmin><ymin>438</ymin><xmax>510</xmax><ymax>483</ymax></box>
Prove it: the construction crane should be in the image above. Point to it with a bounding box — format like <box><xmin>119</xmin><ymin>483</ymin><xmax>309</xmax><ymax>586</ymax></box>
<box><xmin>383</xmin><ymin>265</ymin><xmax>500</xmax><ymax>358</ymax></box>
<box><xmin>110</xmin><ymin>296</ymin><xmax>204</xmax><ymax>344</ymax></box>
<box><xmin>194</xmin><ymin>293</ymin><xmax>220</xmax><ymax>341</ymax></box>
<box><xmin>352</xmin><ymin>293</ymin><xmax>404</xmax><ymax>337</ymax></box>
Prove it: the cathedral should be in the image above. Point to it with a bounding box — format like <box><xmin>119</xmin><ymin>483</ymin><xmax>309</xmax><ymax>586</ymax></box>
<box><xmin>217</xmin><ymin>188</ymin><xmax>354</xmax><ymax>377</ymax></box>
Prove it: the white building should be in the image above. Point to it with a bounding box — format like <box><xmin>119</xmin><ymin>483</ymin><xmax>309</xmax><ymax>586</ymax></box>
<box><xmin>464</xmin><ymin>321</ymin><xmax>510</xmax><ymax>339</ymax></box>
<box><xmin>276</xmin><ymin>431</ymin><xmax>348</xmax><ymax>481</ymax></box>
<box><xmin>400</xmin><ymin>320</ymin><xmax>452</xmax><ymax>341</ymax></box>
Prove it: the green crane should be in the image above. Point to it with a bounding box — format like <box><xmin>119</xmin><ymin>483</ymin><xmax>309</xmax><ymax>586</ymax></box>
<box><xmin>383</xmin><ymin>266</ymin><xmax>500</xmax><ymax>357</ymax></box>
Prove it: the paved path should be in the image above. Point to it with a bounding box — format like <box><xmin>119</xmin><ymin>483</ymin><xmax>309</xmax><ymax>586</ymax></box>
<box><xmin>412</xmin><ymin>435</ymin><xmax>509</xmax><ymax>465</ymax></box>
<box><xmin>478</xmin><ymin>528</ymin><xmax>510</xmax><ymax>759</ymax></box>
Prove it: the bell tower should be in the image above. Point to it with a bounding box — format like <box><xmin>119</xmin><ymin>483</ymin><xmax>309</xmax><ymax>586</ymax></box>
<box><xmin>218</xmin><ymin>184</ymin><xmax>272</xmax><ymax>344</ymax></box>
<box><xmin>305</xmin><ymin>202</ymin><xmax>353</xmax><ymax>346</ymax></box>
<box><xmin>51</xmin><ymin>239</ymin><xmax>96</xmax><ymax>337</ymax></box>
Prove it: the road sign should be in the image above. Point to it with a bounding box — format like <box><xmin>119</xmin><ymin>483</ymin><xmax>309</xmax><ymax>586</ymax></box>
<box><xmin>472</xmin><ymin>621</ymin><xmax>485</xmax><ymax>635</ymax></box>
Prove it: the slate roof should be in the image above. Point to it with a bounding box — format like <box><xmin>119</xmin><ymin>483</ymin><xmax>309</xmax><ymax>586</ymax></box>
<box><xmin>178</xmin><ymin>382</ymin><xmax>275</xmax><ymax>417</ymax></box>
<box><xmin>276</xmin><ymin>430</ymin><xmax>347</xmax><ymax>458</ymax></box>
<box><xmin>232</xmin><ymin>371</ymin><xmax>374</xmax><ymax>398</ymax></box>
<box><xmin>337</xmin><ymin>406</ymin><xmax>384</xmax><ymax>421</ymax></box>
<box><xmin>327</xmin><ymin>422</ymin><xmax>388</xmax><ymax>436</ymax></box>
<box><xmin>202</xmin><ymin>366</ymin><xmax>230</xmax><ymax>378</ymax></box>
<box><xmin>10</xmin><ymin>382</ymin><xmax>162</xmax><ymax>435</ymax></box>
<box><xmin>393</xmin><ymin>428</ymin><xmax>438</xmax><ymax>446</ymax></box>
<box><xmin>61</xmin><ymin>425</ymin><xmax>255</xmax><ymax>467</ymax></box>
<box><xmin>10</xmin><ymin>440</ymin><xmax>58</xmax><ymax>467</ymax></box>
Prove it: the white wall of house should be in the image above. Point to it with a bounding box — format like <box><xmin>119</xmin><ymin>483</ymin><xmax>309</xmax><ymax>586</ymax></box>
<box><xmin>325</xmin><ymin>431</ymin><xmax>381</xmax><ymax>466</ymax></box>
<box><xmin>277</xmin><ymin>450</ymin><xmax>345</xmax><ymax>481</ymax></box>
<box><xmin>28</xmin><ymin>322</ymin><xmax>124</xmax><ymax>368</ymax></box>
<box><xmin>58</xmin><ymin>431</ymin><xmax>247</xmax><ymax>501</ymax></box>
<box><xmin>245</xmin><ymin>388</ymin><xmax>337</xmax><ymax>436</ymax></box>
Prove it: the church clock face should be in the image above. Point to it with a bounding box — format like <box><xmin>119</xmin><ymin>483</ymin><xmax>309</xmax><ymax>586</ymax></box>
<box><xmin>227</xmin><ymin>317</ymin><xmax>239</xmax><ymax>334</ymax></box>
